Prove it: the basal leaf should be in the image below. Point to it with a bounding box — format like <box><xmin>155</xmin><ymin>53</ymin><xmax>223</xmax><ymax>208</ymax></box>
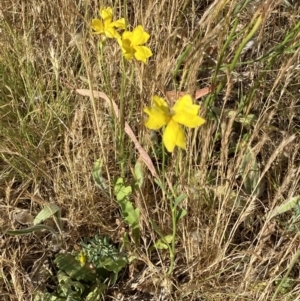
<box><xmin>34</xmin><ymin>203</ymin><xmax>60</xmax><ymax>225</ymax></box>
<box><xmin>56</xmin><ymin>270</ymin><xmax>87</xmax><ymax>298</ymax></box>
<box><xmin>100</xmin><ymin>257</ymin><xmax>127</xmax><ymax>273</ymax></box>
<box><xmin>7</xmin><ymin>224</ymin><xmax>58</xmax><ymax>236</ymax></box>
<box><xmin>55</xmin><ymin>253</ymin><xmax>96</xmax><ymax>282</ymax></box>
<box><xmin>86</xmin><ymin>282</ymin><xmax>106</xmax><ymax>301</ymax></box>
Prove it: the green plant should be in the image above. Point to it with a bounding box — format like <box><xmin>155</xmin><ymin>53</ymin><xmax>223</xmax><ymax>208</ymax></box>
<box><xmin>92</xmin><ymin>158</ymin><xmax>141</xmax><ymax>244</ymax></box>
<box><xmin>152</xmin><ymin>180</ymin><xmax>187</xmax><ymax>275</ymax></box>
<box><xmin>114</xmin><ymin>177</ymin><xmax>140</xmax><ymax>244</ymax></box>
<box><xmin>7</xmin><ymin>204</ymin><xmax>127</xmax><ymax>300</ymax></box>
<box><xmin>79</xmin><ymin>235</ymin><xmax>127</xmax><ymax>284</ymax></box>
<box><xmin>7</xmin><ymin>203</ymin><xmax>64</xmax><ymax>241</ymax></box>
<box><xmin>34</xmin><ymin>234</ymin><xmax>127</xmax><ymax>301</ymax></box>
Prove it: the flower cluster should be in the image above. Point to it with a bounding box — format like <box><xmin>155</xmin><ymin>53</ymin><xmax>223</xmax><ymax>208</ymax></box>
<box><xmin>92</xmin><ymin>7</ymin><xmax>205</xmax><ymax>152</ymax></box>
<box><xmin>91</xmin><ymin>7</ymin><xmax>125</xmax><ymax>39</ymax></box>
<box><xmin>92</xmin><ymin>7</ymin><xmax>152</xmax><ymax>64</ymax></box>
<box><xmin>144</xmin><ymin>95</ymin><xmax>205</xmax><ymax>152</ymax></box>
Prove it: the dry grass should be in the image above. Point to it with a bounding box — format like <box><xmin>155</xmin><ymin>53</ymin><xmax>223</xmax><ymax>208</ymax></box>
<box><xmin>1</xmin><ymin>0</ymin><xmax>300</xmax><ymax>300</ymax></box>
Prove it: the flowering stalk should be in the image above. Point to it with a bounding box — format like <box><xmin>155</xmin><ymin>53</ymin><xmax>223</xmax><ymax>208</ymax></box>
<box><xmin>119</xmin><ymin>56</ymin><xmax>127</xmax><ymax>177</ymax></box>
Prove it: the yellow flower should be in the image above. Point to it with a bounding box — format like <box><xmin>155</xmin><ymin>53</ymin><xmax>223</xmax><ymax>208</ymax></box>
<box><xmin>118</xmin><ymin>25</ymin><xmax>152</xmax><ymax>63</ymax></box>
<box><xmin>76</xmin><ymin>250</ymin><xmax>87</xmax><ymax>266</ymax></box>
<box><xmin>92</xmin><ymin>7</ymin><xmax>125</xmax><ymax>39</ymax></box>
<box><xmin>144</xmin><ymin>94</ymin><xmax>205</xmax><ymax>152</ymax></box>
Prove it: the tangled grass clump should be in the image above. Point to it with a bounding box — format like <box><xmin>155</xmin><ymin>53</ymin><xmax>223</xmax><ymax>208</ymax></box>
<box><xmin>1</xmin><ymin>0</ymin><xmax>300</xmax><ymax>300</ymax></box>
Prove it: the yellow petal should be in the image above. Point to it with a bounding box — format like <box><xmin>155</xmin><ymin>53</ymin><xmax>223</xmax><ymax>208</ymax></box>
<box><xmin>131</xmin><ymin>26</ymin><xmax>150</xmax><ymax>45</ymax></box>
<box><xmin>172</xmin><ymin>94</ymin><xmax>198</xmax><ymax>114</ymax></box>
<box><xmin>172</xmin><ymin>94</ymin><xmax>205</xmax><ymax>127</ymax></box>
<box><xmin>152</xmin><ymin>95</ymin><xmax>168</xmax><ymax>108</ymax></box>
<box><xmin>144</xmin><ymin>107</ymin><xmax>169</xmax><ymax>130</ymax></box>
<box><xmin>163</xmin><ymin>120</ymin><xmax>186</xmax><ymax>152</ymax></box>
<box><xmin>173</xmin><ymin>112</ymin><xmax>205</xmax><ymax>128</ymax></box>
<box><xmin>122</xmin><ymin>31</ymin><xmax>133</xmax><ymax>41</ymax></box>
<box><xmin>111</xmin><ymin>31</ymin><xmax>122</xmax><ymax>39</ymax></box>
<box><xmin>119</xmin><ymin>38</ymin><xmax>134</xmax><ymax>59</ymax></box>
<box><xmin>134</xmin><ymin>46</ymin><xmax>152</xmax><ymax>63</ymax></box>
<box><xmin>92</xmin><ymin>19</ymin><xmax>104</xmax><ymax>34</ymax></box>
<box><xmin>100</xmin><ymin>7</ymin><xmax>113</xmax><ymax>22</ymax></box>
<box><xmin>110</xmin><ymin>18</ymin><xmax>126</xmax><ymax>29</ymax></box>
<box><xmin>105</xmin><ymin>27</ymin><xmax>118</xmax><ymax>38</ymax></box>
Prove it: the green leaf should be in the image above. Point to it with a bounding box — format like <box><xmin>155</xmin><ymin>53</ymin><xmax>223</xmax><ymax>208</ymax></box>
<box><xmin>113</xmin><ymin>178</ymin><xmax>140</xmax><ymax>242</ymax></box>
<box><xmin>114</xmin><ymin>177</ymin><xmax>132</xmax><ymax>202</ymax></box>
<box><xmin>100</xmin><ymin>257</ymin><xmax>127</xmax><ymax>273</ymax></box>
<box><xmin>56</xmin><ymin>270</ymin><xmax>87</xmax><ymax>298</ymax></box>
<box><xmin>174</xmin><ymin>194</ymin><xmax>187</xmax><ymax>208</ymax></box>
<box><xmin>86</xmin><ymin>282</ymin><xmax>106</xmax><ymax>301</ymax></box>
<box><xmin>176</xmin><ymin>208</ymin><xmax>187</xmax><ymax>223</ymax></box>
<box><xmin>239</xmin><ymin>147</ymin><xmax>264</xmax><ymax>198</ymax></box>
<box><xmin>54</xmin><ymin>253</ymin><xmax>96</xmax><ymax>282</ymax></box>
<box><xmin>134</xmin><ymin>160</ymin><xmax>144</xmax><ymax>189</ymax></box>
<box><xmin>34</xmin><ymin>291</ymin><xmax>64</xmax><ymax>301</ymax></box>
<box><xmin>227</xmin><ymin>110</ymin><xmax>257</xmax><ymax>127</ymax></box>
<box><xmin>121</xmin><ymin>201</ymin><xmax>139</xmax><ymax>229</ymax></box>
<box><xmin>92</xmin><ymin>159</ymin><xmax>108</xmax><ymax>192</ymax></box>
<box><xmin>154</xmin><ymin>178</ymin><xmax>167</xmax><ymax>193</ymax></box>
<box><xmin>269</xmin><ymin>195</ymin><xmax>300</xmax><ymax>218</ymax></box>
<box><xmin>149</xmin><ymin>220</ymin><xmax>173</xmax><ymax>252</ymax></box>
<box><xmin>6</xmin><ymin>224</ymin><xmax>58</xmax><ymax>236</ymax></box>
<box><xmin>34</xmin><ymin>203</ymin><xmax>60</xmax><ymax>225</ymax></box>
<box><xmin>154</xmin><ymin>234</ymin><xmax>173</xmax><ymax>250</ymax></box>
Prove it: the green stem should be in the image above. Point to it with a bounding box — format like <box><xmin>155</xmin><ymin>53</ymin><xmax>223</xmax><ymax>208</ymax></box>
<box><xmin>160</xmin><ymin>139</ymin><xmax>175</xmax><ymax>274</ymax></box>
<box><xmin>229</xmin><ymin>14</ymin><xmax>262</xmax><ymax>72</ymax></box>
<box><xmin>167</xmin><ymin>203</ymin><xmax>176</xmax><ymax>275</ymax></box>
<box><xmin>206</xmin><ymin>15</ymin><xmax>262</xmax><ymax>112</ymax></box>
<box><xmin>163</xmin><ymin>142</ymin><xmax>167</xmax><ymax>185</ymax></box>
<box><xmin>128</xmin><ymin>64</ymin><xmax>135</xmax><ymax>121</ymax></box>
<box><xmin>99</xmin><ymin>41</ymin><xmax>111</xmax><ymax>95</ymax></box>
<box><xmin>119</xmin><ymin>56</ymin><xmax>126</xmax><ymax>177</ymax></box>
